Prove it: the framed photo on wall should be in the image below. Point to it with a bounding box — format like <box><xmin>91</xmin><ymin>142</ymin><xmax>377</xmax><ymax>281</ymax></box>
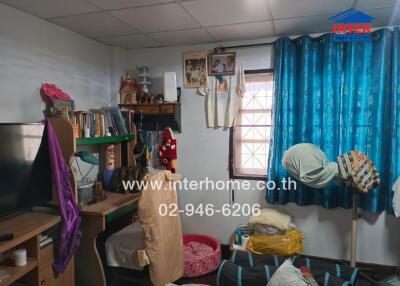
<box><xmin>208</xmin><ymin>52</ymin><xmax>236</xmax><ymax>76</ymax></box>
<box><xmin>183</xmin><ymin>51</ymin><xmax>208</xmax><ymax>88</ymax></box>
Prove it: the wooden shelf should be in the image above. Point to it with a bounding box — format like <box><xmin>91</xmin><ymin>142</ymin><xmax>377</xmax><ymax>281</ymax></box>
<box><xmin>119</xmin><ymin>102</ymin><xmax>181</xmax><ymax>132</ymax></box>
<box><xmin>0</xmin><ymin>258</ymin><xmax>38</xmax><ymax>286</ymax></box>
<box><xmin>0</xmin><ymin>213</ymin><xmax>60</xmax><ymax>254</ymax></box>
<box><xmin>76</xmin><ymin>134</ymin><xmax>134</xmax><ymax>146</ymax></box>
<box><xmin>119</xmin><ymin>102</ymin><xmax>180</xmax><ymax>107</ymax></box>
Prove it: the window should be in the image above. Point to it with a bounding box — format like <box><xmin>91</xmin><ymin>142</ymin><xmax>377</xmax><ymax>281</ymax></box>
<box><xmin>230</xmin><ymin>69</ymin><xmax>274</xmax><ymax>179</ymax></box>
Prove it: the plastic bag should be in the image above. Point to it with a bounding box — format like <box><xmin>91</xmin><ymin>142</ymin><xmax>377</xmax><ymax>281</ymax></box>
<box><xmin>247</xmin><ymin>230</ymin><xmax>304</xmax><ymax>256</ymax></box>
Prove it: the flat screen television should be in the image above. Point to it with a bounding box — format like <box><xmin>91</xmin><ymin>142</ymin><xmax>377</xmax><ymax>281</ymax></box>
<box><xmin>0</xmin><ymin>123</ymin><xmax>52</xmax><ymax>219</ymax></box>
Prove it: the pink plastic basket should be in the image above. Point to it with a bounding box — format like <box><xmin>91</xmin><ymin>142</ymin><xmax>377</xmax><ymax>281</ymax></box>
<box><xmin>183</xmin><ymin>234</ymin><xmax>222</xmax><ymax>277</ymax></box>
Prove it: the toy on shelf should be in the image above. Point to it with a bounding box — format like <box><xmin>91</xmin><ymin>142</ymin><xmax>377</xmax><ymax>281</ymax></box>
<box><xmin>120</xmin><ymin>73</ymin><xmax>140</xmax><ymax>105</ymax></box>
<box><xmin>40</xmin><ymin>83</ymin><xmax>74</xmax><ymax>119</ymax></box>
<box><xmin>158</xmin><ymin>128</ymin><xmax>177</xmax><ymax>173</ymax></box>
<box><xmin>103</xmin><ymin>144</ymin><xmax>116</xmax><ymax>189</ymax></box>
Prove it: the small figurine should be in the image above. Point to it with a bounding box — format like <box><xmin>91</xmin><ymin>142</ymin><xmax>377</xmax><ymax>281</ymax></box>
<box><xmin>120</xmin><ymin>73</ymin><xmax>139</xmax><ymax>105</ymax></box>
<box><xmin>158</xmin><ymin>128</ymin><xmax>177</xmax><ymax>173</ymax></box>
<box><xmin>156</xmin><ymin>94</ymin><xmax>164</xmax><ymax>103</ymax></box>
<box><xmin>103</xmin><ymin>144</ymin><xmax>115</xmax><ymax>189</ymax></box>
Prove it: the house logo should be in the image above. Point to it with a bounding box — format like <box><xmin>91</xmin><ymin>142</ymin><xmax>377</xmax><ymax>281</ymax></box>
<box><xmin>329</xmin><ymin>8</ymin><xmax>374</xmax><ymax>42</ymax></box>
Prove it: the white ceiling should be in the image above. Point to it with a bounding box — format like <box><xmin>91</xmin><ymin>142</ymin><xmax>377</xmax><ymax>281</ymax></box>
<box><xmin>1</xmin><ymin>0</ymin><xmax>400</xmax><ymax>49</ymax></box>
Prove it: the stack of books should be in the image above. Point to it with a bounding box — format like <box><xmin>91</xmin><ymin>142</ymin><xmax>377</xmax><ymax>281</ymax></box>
<box><xmin>70</xmin><ymin>107</ymin><xmax>135</xmax><ymax>138</ymax></box>
<box><xmin>39</xmin><ymin>234</ymin><xmax>53</xmax><ymax>249</ymax></box>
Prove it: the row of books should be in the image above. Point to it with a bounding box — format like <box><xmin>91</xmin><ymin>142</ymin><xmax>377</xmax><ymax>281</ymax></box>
<box><xmin>69</xmin><ymin>107</ymin><xmax>135</xmax><ymax>138</ymax></box>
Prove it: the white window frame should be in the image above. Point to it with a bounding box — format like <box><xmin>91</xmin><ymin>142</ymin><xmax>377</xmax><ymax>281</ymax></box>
<box><xmin>229</xmin><ymin>69</ymin><xmax>274</xmax><ymax>180</ymax></box>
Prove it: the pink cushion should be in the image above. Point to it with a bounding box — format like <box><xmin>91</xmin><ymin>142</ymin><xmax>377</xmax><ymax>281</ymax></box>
<box><xmin>183</xmin><ymin>234</ymin><xmax>221</xmax><ymax>277</ymax></box>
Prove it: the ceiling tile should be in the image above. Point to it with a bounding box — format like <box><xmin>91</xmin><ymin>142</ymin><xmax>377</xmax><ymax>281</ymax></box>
<box><xmin>207</xmin><ymin>21</ymin><xmax>274</xmax><ymax>41</ymax></box>
<box><xmin>274</xmin><ymin>15</ymin><xmax>332</xmax><ymax>36</ymax></box>
<box><xmin>356</xmin><ymin>0</ymin><xmax>399</xmax><ymax>10</ymax></box>
<box><xmin>52</xmin><ymin>12</ymin><xmax>138</xmax><ymax>38</ymax></box>
<box><xmin>97</xmin><ymin>34</ymin><xmax>160</xmax><ymax>49</ymax></box>
<box><xmin>86</xmin><ymin>0</ymin><xmax>174</xmax><ymax>10</ymax></box>
<box><xmin>0</xmin><ymin>0</ymin><xmax>99</xmax><ymax>18</ymax></box>
<box><xmin>181</xmin><ymin>0</ymin><xmax>269</xmax><ymax>26</ymax></box>
<box><xmin>150</xmin><ymin>28</ymin><xmax>214</xmax><ymax>46</ymax></box>
<box><xmin>366</xmin><ymin>7</ymin><xmax>400</xmax><ymax>27</ymax></box>
<box><xmin>270</xmin><ymin>0</ymin><xmax>353</xmax><ymax>19</ymax></box>
<box><xmin>111</xmin><ymin>3</ymin><xmax>199</xmax><ymax>32</ymax></box>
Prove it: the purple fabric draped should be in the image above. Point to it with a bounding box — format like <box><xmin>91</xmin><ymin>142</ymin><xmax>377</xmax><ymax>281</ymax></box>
<box><xmin>45</xmin><ymin>120</ymin><xmax>81</xmax><ymax>274</ymax></box>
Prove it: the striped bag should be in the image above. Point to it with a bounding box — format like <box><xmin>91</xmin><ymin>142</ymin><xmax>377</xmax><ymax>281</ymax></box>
<box><xmin>216</xmin><ymin>251</ymin><xmax>359</xmax><ymax>286</ymax></box>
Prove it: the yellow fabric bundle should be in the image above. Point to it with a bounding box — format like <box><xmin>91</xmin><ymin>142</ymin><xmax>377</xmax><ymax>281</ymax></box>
<box><xmin>247</xmin><ymin>230</ymin><xmax>304</xmax><ymax>256</ymax></box>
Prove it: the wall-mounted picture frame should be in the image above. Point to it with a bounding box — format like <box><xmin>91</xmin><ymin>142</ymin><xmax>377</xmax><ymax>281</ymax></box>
<box><xmin>208</xmin><ymin>52</ymin><xmax>236</xmax><ymax>76</ymax></box>
<box><xmin>183</xmin><ymin>51</ymin><xmax>208</xmax><ymax>89</ymax></box>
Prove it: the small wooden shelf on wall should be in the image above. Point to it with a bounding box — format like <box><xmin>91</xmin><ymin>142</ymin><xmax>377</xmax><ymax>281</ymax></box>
<box><xmin>119</xmin><ymin>102</ymin><xmax>181</xmax><ymax>132</ymax></box>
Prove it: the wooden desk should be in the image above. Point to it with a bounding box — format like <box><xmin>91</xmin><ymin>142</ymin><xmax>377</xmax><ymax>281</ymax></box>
<box><xmin>76</xmin><ymin>192</ymin><xmax>140</xmax><ymax>286</ymax></box>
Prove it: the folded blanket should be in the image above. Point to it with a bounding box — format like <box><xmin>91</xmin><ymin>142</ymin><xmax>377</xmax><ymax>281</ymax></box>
<box><xmin>249</xmin><ymin>208</ymin><xmax>291</xmax><ymax>231</ymax></box>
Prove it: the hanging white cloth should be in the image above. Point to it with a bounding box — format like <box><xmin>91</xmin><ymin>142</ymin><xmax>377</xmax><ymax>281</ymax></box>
<box><xmin>205</xmin><ymin>66</ymin><xmax>246</xmax><ymax>128</ymax></box>
<box><xmin>392</xmin><ymin>177</ymin><xmax>400</xmax><ymax>217</ymax></box>
<box><xmin>282</xmin><ymin>143</ymin><xmax>338</xmax><ymax>189</ymax></box>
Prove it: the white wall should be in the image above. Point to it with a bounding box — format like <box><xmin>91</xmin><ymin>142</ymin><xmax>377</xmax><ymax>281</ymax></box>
<box><xmin>127</xmin><ymin>41</ymin><xmax>400</xmax><ymax>266</ymax></box>
<box><xmin>0</xmin><ymin>2</ymin><xmax>111</xmax><ymax>122</ymax></box>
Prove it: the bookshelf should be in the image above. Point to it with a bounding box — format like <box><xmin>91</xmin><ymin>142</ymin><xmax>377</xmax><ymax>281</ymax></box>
<box><xmin>48</xmin><ymin>117</ymin><xmax>136</xmax><ymax>199</ymax></box>
<box><xmin>48</xmin><ymin>117</ymin><xmax>138</xmax><ymax>286</ymax></box>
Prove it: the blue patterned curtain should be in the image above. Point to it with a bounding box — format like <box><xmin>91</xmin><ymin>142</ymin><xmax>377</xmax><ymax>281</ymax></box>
<box><xmin>267</xmin><ymin>28</ymin><xmax>400</xmax><ymax>213</ymax></box>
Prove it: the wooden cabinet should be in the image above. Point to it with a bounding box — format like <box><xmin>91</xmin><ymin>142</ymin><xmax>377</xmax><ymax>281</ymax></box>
<box><xmin>0</xmin><ymin>212</ymin><xmax>73</xmax><ymax>286</ymax></box>
<box><xmin>38</xmin><ymin>245</ymin><xmax>74</xmax><ymax>286</ymax></box>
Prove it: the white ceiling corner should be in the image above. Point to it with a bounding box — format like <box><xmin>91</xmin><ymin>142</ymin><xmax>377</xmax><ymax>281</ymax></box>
<box><xmin>51</xmin><ymin>12</ymin><xmax>138</xmax><ymax>38</ymax></box>
<box><xmin>274</xmin><ymin>15</ymin><xmax>332</xmax><ymax>36</ymax></box>
<box><xmin>86</xmin><ymin>0</ymin><xmax>174</xmax><ymax>10</ymax></box>
<box><xmin>0</xmin><ymin>0</ymin><xmax>99</xmax><ymax>18</ymax></box>
<box><xmin>269</xmin><ymin>0</ymin><xmax>354</xmax><ymax>19</ymax></box>
<box><xmin>150</xmin><ymin>29</ymin><xmax>214</xmax><ymax>46</ymax></box>
<box><xmin>97</xmin><ymin>34</ymin><xmax>161</xmax><ymax>49</ymax></box>
<box><xmin>1</xmin><ymin>0</ymin><xmax>400</xmax><ymax>49</ymax></box>
<box><xmin>181</xmin><ymin>0</ymin><xmax>270</xmax><ymax>27</ymax></box>
<box><xmin>207</xmin><ymin>21</ymin><xmax>274</xmax><ymax>42</ymax></box>
<box><xmin>365</xmin><ymin>7</ymin><xmax>400</xmax><ymax>27</ymax></box>
<box><xmin>355</xmin><ymin>0</ymin><xmax>399</xmax><ymax>10</ymax></box>
<box><xmin>111</xmin><ymin>3</ymin><xmax>200</xmax><ymax>33</ymax></box>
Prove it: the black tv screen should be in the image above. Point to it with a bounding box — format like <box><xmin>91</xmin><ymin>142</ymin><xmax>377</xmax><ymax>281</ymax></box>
<box><xmin>0</xmin><ymin>123</ymin><xmax>52</xmax><ymax>218</ymax></box>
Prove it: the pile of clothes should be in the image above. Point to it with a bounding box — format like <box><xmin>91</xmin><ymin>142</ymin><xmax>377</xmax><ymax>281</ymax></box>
<box><xmin>233</xmin><ymin>208</ymin><xmax>303</xmax><ymax>257</ymax></box>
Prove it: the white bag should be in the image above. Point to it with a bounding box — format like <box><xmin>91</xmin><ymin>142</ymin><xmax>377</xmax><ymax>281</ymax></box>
<box><xmin>267</xmin><ymin>259</ymin><xmax>308</xmax><ymax>286</ymax></box>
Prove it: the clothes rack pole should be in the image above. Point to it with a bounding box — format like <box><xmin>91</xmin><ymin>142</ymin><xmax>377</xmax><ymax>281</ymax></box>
<box><xmin>350</xmin><ymin>190</ymin><xmax>359</xmax><ymax>268</ymax></box>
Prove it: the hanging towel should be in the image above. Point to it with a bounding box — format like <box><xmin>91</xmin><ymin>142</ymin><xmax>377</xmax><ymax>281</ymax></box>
<box><xmin>337</xmin><ymin>151</ymin><xmax>380</xmax><ymax>193</ymax></box>
<box><xmin>282</xmin><ymin>143</ymin><xmax>338</xmax><ymax>188</ymax></box>
<box><xmin>137</xmin><ymin>170</ymin><xmax>184</xmax><ymax>286</ymax></box>
<box><xmin>45</xmin><ymin>120</ymin><xmax>81</xmax><ymax>274</ymax></box>
<box><xmin>392</xmin><ymin>177</ymin><xmax>400</xmax><ymax>217</ymax></box>
<box><xmin>205</xmin><ymin>66</ymin><xmax>245</xmax><ymax>128</ymax></box>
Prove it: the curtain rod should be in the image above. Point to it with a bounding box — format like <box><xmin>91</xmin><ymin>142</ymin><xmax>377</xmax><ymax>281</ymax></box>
<box><xmin>221</xmin><ymin>42</ymin><xmax>274</xmax><ymax>49</ymax></box>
